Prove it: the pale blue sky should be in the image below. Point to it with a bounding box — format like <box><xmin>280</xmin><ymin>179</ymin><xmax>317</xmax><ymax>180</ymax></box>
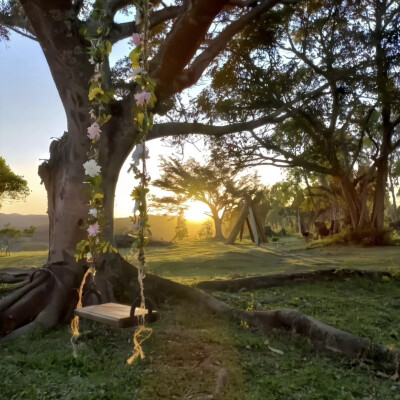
<box><xmin>0</xmin><ymin>32</ymin><xmax>283</xmax><ymax>218</ymax></box>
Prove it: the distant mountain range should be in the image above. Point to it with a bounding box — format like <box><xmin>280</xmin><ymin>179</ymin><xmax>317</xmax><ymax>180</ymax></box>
<box><xmin>0</xmin><ymin>213</ymin><xmax>208</xmax><ymax>242</ymax></box>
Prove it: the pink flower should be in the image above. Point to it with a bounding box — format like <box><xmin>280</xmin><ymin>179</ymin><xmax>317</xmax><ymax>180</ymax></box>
<box><xmin>132</xmin><ymin>33</ymin><xmax>141</xmax><ymax>46</ymax></box>
<box><xmin>87</xmin><ymin>222</ymin><xmax>100</xmax><ymax>237</ymax></box>
<box><xmin>134</xmin><ymin>91</ymin><xmax>151</xmax><ymax>107</ymax></box>
<box><xmin>87</xmin><ymin>122</ymin><xmax>101</xmax><ymax>140</ymax></box>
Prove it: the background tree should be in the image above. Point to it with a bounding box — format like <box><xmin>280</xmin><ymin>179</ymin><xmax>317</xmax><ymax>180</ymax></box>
<box><xmin>150</xmin><ymin>194</ymin><xmax>188</xmax><ymax>241</ymax></box>
<box><xmin>0</xmin><ymin>157</ymin><xmax>29</xmax><ymax>208</ymax></box>
<box><xmin>152</xmin><ymin>156</ymin><xmax>260</xmax><ymax>240</ymax></box>
<box><xmin>22</xmin><ymin>225</ymin><xmax>36</xmax><ymax>241</ymax></box>
<box><xmin>197</xmin><ymin>220</ymin><xmax>214</xmax><ymax>240</ymax></box>
<box><xmin>198</xmin><ymin>0</ymin><xmax>400</xmax><ymax>233</ymax></box>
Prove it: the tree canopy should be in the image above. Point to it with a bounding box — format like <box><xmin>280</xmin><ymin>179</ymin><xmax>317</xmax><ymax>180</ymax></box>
<box><xmin>0</xmin><ymin>157</ymin><xmax>29</xmax><ymax>208</ymax></box>
<box><xmin>195</xmin><ymin>0</ymin><xmax>400</xmax><ymax>231</ymax></box>
<box><xmin>152</xmin><ymin>155</ymin><xmax>260</xmax><ymax>240</ymax></box>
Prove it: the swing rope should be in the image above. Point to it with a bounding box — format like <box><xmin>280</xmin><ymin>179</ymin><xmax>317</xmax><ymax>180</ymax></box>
<box><xmin>71</xmin><ymin>0</ymin><xmax>155</xmax><ymax>364</ymax></box>
<box><xmin>127</xmin><ymin>0</ymin><xmax>153</xmax><ymax>364</ymax></box>
<box><xmin>70</xmin><ymin>266</ymin><xmax>96</xmax><ymax>357</ymax></box>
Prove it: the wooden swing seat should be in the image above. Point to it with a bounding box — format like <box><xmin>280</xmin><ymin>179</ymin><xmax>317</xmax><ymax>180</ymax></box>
<box><xmin>74</xmin><ymin>302</ymin><xmax>159</xmax><ymax>328</ymax></box>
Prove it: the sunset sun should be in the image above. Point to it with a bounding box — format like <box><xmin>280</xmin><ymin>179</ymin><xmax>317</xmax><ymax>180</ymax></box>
<box><xmin>183</xmin><ymin>201</ymin><xmax>210</xmax><ymax>222</ymax></box>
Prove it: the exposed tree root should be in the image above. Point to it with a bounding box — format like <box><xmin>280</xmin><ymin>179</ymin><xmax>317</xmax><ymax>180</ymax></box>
<box><xmin>195</xmin><ymin>268</ymin><xmax>392</xmax><ymax>292</ymax></box>
<box><xmin>0</xmin><ymin>261</ymin><xmax>82</xmax><ymax>342</ymax></box>
<box><xmin>0</xmin><ymin>256</ymin><xmax>398</xmax><ymax>377</ymax></box>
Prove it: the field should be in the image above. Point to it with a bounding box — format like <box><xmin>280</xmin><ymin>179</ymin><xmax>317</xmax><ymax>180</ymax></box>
<box><xmin>1</xmin><ymin>237</ymin><xmax>400</xmax><ymax>399</ymax></box>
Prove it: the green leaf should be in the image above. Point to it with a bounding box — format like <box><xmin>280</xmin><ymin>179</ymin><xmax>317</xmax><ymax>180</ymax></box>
<box><xmin>148</xmin><ymin>93</ymin><xmax>157</xmax><ymax>108</ymax></box>
<box><xmin>88</xmin><ymin>87</ymin><xmax>104</xmax><ymax>101</ymax></box>
<box><xmin>129</xmin><ymin>46</ymin><xmax>142</xmax><ymax>69</ymax></box>
<box><xmin>135</xmin><ymin>113</ymin><xmax>145</xmax><ymax>127</ymax></box>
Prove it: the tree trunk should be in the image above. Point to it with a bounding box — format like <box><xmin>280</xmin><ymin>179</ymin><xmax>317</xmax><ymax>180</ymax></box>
<box><xmin>388</xmin><ymin>164</ymin><xmax>398</xmax><ymax>221</ymax></box>
<box><xmin>340</xmin><ymin>176</ymin><xmax>361</xmax><ymax>229</ymax></box>
<box><xmin>213</xmin><ymin>216</ymin><xmax>225</xmax><ymax>241</ymax></box>
<box><xmin>371</xmin><ymin>157</ymin><xmax>389</xmax><ymax>230</ymax></box>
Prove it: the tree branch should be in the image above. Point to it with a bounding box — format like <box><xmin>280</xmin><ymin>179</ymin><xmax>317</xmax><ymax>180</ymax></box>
<box><xmin>73</xmin><ymin>0</ymin><xmax>85</xmax><ymax>15</ymax></box>
<box><xmin>148</xmin><ymin>113</ymin><xmax>285</xmax><ymax>140</ymax></box>
<box><xmin>159</xmin><ymin>0</ymin><xmax>284</xmax><ymax>97</ymax></box>
<box><xmin>3</xmin><ymin>25</ymin><xmax>37</xmax><ymax>41</ymax></box>
<box><xmin>0</xmin><ymin>9</ymin><xmax>36</xmax><ymax>39</ymax></box>
<box><xmin>106</xmin><ymin>0</ymin><xmax>133</xmax><ymax>15</ymax></box>
<box><xmin>109</xmin><ymin>6</ymin><xmax>181</xmax><ymax>44</ymax></box>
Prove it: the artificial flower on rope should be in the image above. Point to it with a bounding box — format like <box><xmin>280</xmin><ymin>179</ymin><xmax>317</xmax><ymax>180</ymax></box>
<box><xmin>71</xmin><ymin>0</ymin><xmax>118</xmax><ymax>356</ymax></box>
<box><xmin>71</xmin><ymin>0</ymin><xmax>156</xmax><ymax>364</ymax></box>
<box><xmin>126</xmin><ymin>0</ymin><xmax>157</xmax><ymax>365</ymax></box>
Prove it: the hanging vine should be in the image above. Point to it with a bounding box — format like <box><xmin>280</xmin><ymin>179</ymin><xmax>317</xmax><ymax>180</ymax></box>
<box><xmin>70</xmin><ymin>0</ymin><xmax>156</xmax><ymax>364</ymax></box>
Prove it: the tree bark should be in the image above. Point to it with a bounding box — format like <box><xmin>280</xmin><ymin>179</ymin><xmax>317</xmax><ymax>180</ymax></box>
<box><xmin>388</xmin><ymin>163</ymin><xmax>398</xmax><ymax>221</ymax></box>
<box><xmin>213</xmin><ymin>215</ymin><xmax>225</xmax><ymax>241</ymax></box>
<box><xmin>340</xmin><ymin>176</ymin><xmax>361</xmax><ymax>229</ymax></box>
<box><xmin>371</xmin><ymin>157</ymin><xmax>389</xmax><ymax>230</ymax></box>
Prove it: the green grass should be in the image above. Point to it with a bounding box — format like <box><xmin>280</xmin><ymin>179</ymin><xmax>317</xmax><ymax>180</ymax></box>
<box><xmin>218</xmin><ymin>276</ymin><xmax>400</xmax><ymax>348</ymax></box>
<box><xmin>0</xmin><ymin>250</ymin><xmax>48</xmax><ymax>269</ymax></box>
<box><xmin>124</xmin><ymin>238</ymin><xmax>400</xmax><ymax>284</ymax></box>
<box><xmin>1</xmin><ymin>239</ymin><xmax>400</xmax><ymax>399</ymax></box>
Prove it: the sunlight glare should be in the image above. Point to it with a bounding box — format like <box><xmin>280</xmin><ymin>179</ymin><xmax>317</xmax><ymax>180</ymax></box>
<box><xmin>183</xmin><ymin>201</ymin><xmax>210</xmax><ymax>222</ymax></box>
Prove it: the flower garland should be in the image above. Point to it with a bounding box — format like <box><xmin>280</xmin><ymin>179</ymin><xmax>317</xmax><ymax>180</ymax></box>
<box><xmin>70</xmin><ymin>0</ymin><xmax>117</xmax><ymax>356</ymax></box>
<box><xmin>70</xmin><ymin>0</ymin><xmax>156</xmax><ymax>364</ymax></box>
<box><xmin>126</xmin><ymin>0</ymin><xmax>156</xmax><ymax>365</ymax></box>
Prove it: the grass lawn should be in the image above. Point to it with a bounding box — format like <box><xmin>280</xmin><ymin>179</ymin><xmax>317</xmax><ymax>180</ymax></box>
<box><xmin>1</xmin><ymin>238</ymin><xmax>400</xmax><ymax>399</ymax></box>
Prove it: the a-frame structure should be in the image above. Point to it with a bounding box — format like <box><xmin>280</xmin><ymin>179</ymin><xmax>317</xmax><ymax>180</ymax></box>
<box><xmin>226</xmin><ymin>198</ymin><xmax>267</xmax><ymax>245</ymax></box>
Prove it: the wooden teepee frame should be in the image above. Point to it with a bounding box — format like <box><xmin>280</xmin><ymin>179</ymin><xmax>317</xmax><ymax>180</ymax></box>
<box><xmin>226</xmin><ymin>198</ymin><xmax>267</xmax><ymax>245</ymax></box>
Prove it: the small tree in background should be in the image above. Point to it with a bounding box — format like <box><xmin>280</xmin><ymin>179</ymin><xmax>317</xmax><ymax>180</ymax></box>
<box><xmin>174</xmin><ymin>210</ymin><xmax>188</xmax><ymax>241</ymax></box>
<box><xmin>22</xmin><ymin>225</ymin><xmax>36</xmax><ymax>241</ymax></box>
<box><xmin>0</xmin><ymin>157</ymin><xmax>29</xmax><ymax>208</ymax></box>
<box><xmin>150</xmin><ymin>195</ymin><xmax>188</xmax><ymax>241</ymax></box>
<box><xmin>197</xmin><ymin>221</ymin><xmax>214</xmax><ymax>240</ymax></box>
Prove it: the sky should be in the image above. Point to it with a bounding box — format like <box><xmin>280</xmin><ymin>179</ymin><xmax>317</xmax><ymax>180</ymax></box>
<box><xmin>0</xmin><ymin>32</ymin><xmax>284</xmax><ymax>220</ymax></box>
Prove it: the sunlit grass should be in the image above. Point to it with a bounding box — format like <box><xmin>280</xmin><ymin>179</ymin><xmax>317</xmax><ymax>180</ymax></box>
<box><xmin>0</xmin><ymin>250</ymin><xmax>47</xmax><ymax>269</ymax></box>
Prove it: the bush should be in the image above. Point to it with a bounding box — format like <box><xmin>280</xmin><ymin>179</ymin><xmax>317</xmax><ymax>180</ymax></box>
<box><xmin>307</xmin><ymin>226</ymin><xmax>398</xmax><ymax>248</ymax></box>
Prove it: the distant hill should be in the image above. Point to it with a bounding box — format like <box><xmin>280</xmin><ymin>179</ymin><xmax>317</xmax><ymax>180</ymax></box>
<box><xmin>0</xmin><ymin>213</ymin><xmax>48</xmax><ymax>229</ymax></box>
<box><xmin>0</xmin><ymin>213</ymin><xmax>210</xmax><ymax>242</ymax></box>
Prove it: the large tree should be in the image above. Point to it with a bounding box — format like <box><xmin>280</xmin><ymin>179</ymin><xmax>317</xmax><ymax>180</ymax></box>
<box><xmin>198</xmin><ymin>0</ymin><xmax>400</xmax><ymax>233</ymax></box>
<box><xmin>0</xmin><ymin>0</ymin><xmax>290</xmax><ymax>339</ymax></box>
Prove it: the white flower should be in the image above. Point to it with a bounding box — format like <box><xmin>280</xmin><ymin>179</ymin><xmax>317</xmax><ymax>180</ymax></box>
<box><xmin>83</xmin><ymin>159</ymin><xmax>101</xmax><ymax>177</ymax></box>
<box><xmin>130</xmin><ymin>68</ymin><xmax>142</xmax><ymax>79</ymax></box>
<box><xmin>131</xmin><ymin>144</ymin><xmax>149</xmax><ymax>166</ymax></box>
<box><xmin>88</xmin><ymin>208</ymin><xmax>98</xmax><ymax>218</ymax></box>
<box><xmin>93</xmin><ymin>72</ymin><xmax>102</xmax><ymax>82</ymax></box>
<box><xmin>89</xmin><ymin>57</ymin><xmax>96</xmax><ymax>65</ymax></box>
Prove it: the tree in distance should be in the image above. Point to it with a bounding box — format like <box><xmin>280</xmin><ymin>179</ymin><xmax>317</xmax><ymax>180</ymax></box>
<box><xmin>0</xmin><ymin>157</ymin><xmax>29</xmax><ymax>208</ymax></box>
<box><xmin>149</xmin><ymin>195</ymin><xmax>188</xmax><ymax>241</ymax></box>
<box><xmin>152</xmin><ymin>156</ymin><xmax>260</xmax><ymax>240</ymax></box>
<box><xmin>22</xmin><ymin>225</ymin><xmax>36</xmax><ymax>241</ymax></box>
